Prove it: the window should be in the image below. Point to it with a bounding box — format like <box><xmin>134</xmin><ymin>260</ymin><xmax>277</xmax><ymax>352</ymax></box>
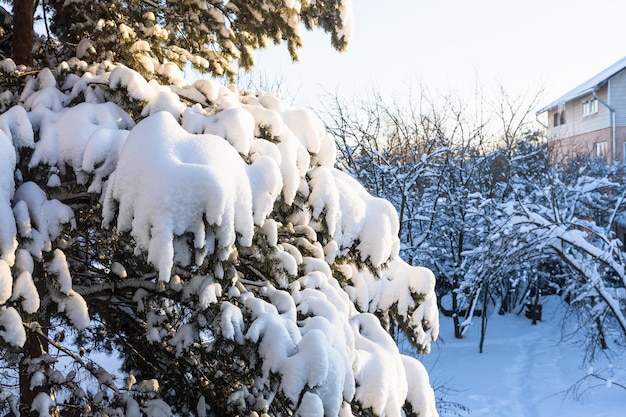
<box><xmin>593</xmin><ymin>141</ymin><xmax>607</xmax><ymax>159</ymax></box>
<box><xmin>582</xmin><ymin>98</ymin><xmax>598</xmax><ymax>116</ymax></box>
<box><xmin>553</xmin><ymin>110</ymin><xmax>566</xmax><ymax>126</ymax></box>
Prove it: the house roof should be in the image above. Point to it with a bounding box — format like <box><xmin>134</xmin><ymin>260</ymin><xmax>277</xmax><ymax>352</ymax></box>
<box><xmin>537</xmin><ymin>56</ymin><xmax>626</xmax><ymax>114</ymax></box>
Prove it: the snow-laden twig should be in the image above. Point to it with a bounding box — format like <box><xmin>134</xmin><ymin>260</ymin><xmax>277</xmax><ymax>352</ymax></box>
<box><xmin>27</xmin><ymin>322</ymin><xmax>120</xmax><ymax>394</ymax></box>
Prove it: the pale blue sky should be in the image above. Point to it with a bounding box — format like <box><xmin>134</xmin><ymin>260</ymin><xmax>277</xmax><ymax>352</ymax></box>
<box><xmin>252</xmin><ymin>0</ymin><xmax>626</xmax><ymax>108</ymax></box>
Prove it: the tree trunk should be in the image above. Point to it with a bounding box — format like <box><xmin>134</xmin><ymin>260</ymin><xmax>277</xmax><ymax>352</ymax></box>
<box><xmin>479</xmin><ymin>283</ymin><xmax>489</xmax><ymax>353</ymax></box>
<box><xmin>19</xmin><ymin>329</ymin><xmax>48</xmax><ymax>416</ymax></box>
<box><xmin>19</xmin><ymin>263</ymin><xmax>49</xmax><ymax>416</ymax></box>
<box><xmin>531</xmin><ymin>289</ymin><xmax>541</xmax><ymax>325</ymax></box>
<box><xmin>452</xmin><ymin>290</ymin><xmax>462</xmax><ymax>339</ymax></box>
<box><xmin>12</xmin><ymin>0</ymin><xmax>35</xmax><ymax>66</ymax></box>
<box><xmin>595</xmin><ymin>316</ymin><xmax>608</xmax><ymax>350</ymax></box>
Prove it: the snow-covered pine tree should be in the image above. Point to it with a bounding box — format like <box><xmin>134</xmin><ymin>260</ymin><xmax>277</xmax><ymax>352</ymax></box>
<box><xmin>0</xmin><ymin>2</ymin><xmax>440</xmax><ymax>416</ymax></box>
<box><xmin>0</xmin><ymin>61</ymin><xmax>440</xmax><ymax>417</ymax></box>
<box><xmin>10</xmin><ymin>0</ymin><xmax>353</xmax><ymax>80</ymax></box>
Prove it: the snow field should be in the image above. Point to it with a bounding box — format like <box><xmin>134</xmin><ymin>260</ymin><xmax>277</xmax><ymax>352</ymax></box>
<box><xmin>420</xmin><ymin>296</ymin><xmax>626</xmax><ymax>417</ymax></box>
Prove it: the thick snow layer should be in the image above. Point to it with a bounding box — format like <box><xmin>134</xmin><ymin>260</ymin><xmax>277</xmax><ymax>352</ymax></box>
<box><xmin>10</xmin><ymin>271</ymin><xmax>40</xmax><ymax>313</ymax></box>
<box><xmin>109</xmin><ymin>66</ymin><xmax>154</xmax><ymax>101</ymax></box>
<box><xmin>14</xmin><ymin>182</ymin><xmax>75</xmax><ymax>253</ymax></box>
<box><xmin>0</xmin><ymin>260</ymin><xmax>11</xmax><ymax>304</ymax></box>
<box><xmin>295</xmin><ymin>392</ymin><xmax>324</xmax><ymax>417</ymax></box>
<box><xmin>45</xmin><ymin>248</ymin><xmax>90</xmax><ymax>328</ymax></box>
<box><xmin>0</xmin><ymin>128</ymin><xmax>17</xmax><ymax>266</ymax></box>
<box><xmin>401</xmin><ymin>355</ymin><xmax>437</xmax><ymax>416</ymax></box>
<box><xmin>0</xmin><ymin>105</ymin><xmax>35</xmax><ymax>149</ymax></box>
<box><xmin>0</xmin><ymin>58</ymin><xmax>16</xmax><ymax>74</ymax></box>
<box><xmin>183</xmin><ymin>106</ymin><xmax>256</xmax><ymax>155</ymax></box>
<box><xmin>48</xmin><ymin>249</ymin><xmax>73</xmax><ymax>294</ymax></box>
<box><xmin>30</xmin><ymin>392</ymin><xmax>54</xmax><ymax>417</ymax></box>
<box><xmin>330</xmin><ymin>170</ymin><xmax>401</xmax><ymax>266</ymax></box>
<box><xmin>29</xmin><ymin>102</ymin><xmax>134</xmax><ymax>178</ymax></box>
<box><xmin>220</xmin><ymin>301</ymin><xmax>245</xmax><ymax>344</ymax></box>
<box><xmin>245</xmin><ymin>293</ymin><xmax>301</xmax><ymax>380</ymax></box>
<box><xmin>142</xmin><ymin>90</ymin><xmax>186</xmax><ymax>119</ymax></box>
<box><xmin>351</xmin><ymin>313</ymin><xmax>408</xmax><ymax>417</ymax></box>
<box><xmin>0</xmin><ymin>306</ymin><xmax>26</xmax><ymax>347</ymax></box>
<box><xmin>103</xmin><ymin>111</ymin><xmax>259</xmax><ymax>281</ymax></box>
<box><xmin>377</xmin><ymin>261</ymin><xmax>439</xmax><ymax>351</ymax></box>
<box><xmin>21</xmin><ymin>68</ymin><xmax>70</xmax><ymax>112</ymax></box>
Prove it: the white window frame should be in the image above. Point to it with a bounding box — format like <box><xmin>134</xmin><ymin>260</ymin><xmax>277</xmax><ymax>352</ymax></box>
<box><xmin>594</xmin><ymin>141</ymin><xmax>607</xmax><ymax>159</ymax></box>
<box><xmin>582</xmin><ymin>98</ymin><xmax>598</xmax><ymax>117</ymax></box>
<box><xmin>553</xmin><ymin>110</ymin><xmax>565</xmax><ymax>126</ymax></box>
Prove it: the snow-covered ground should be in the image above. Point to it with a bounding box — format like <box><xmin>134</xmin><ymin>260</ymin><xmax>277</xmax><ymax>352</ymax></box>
<box><xmin>418</xmin><ymin>296</ymin><xmax>626</xmax><ymax>417</ymax></box>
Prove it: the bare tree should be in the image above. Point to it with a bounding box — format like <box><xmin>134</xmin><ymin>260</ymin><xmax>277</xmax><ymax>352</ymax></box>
<box><xmin>319</xmin><ymin>84</ymin><xmax>544</xmax><ymax>342</ymax></box>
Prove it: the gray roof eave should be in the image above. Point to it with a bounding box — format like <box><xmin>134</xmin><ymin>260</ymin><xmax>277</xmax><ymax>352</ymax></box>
<box><xmin>536</xmin><ymin>56</ymin><xmax>626</xmax><ymax>115</ymax></box>
<box><xmin>536</xmin><ymin>86</ymin><xmax>600</xmax><ymax>115</ymax></box>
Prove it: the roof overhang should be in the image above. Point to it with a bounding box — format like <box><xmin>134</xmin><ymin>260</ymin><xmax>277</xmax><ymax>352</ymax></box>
<box><xmin>536</xmin><ymin>86</ymin><xmax>600</xmax><ymax>115</ymax></box>
<box><xmin>536</xmin><ymin>56</ymin><xmax>626</xmax><ymax>115</ymax></box>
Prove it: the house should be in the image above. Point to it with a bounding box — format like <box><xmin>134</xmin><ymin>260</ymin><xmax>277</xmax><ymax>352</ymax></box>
<box><xmin>537</xmin><ymin>56</ymin><xmax>626</xmax><ymax>163</ymax></box>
